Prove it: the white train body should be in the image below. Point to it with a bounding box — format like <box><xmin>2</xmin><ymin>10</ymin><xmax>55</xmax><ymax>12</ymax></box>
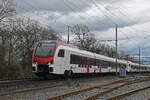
<box><xmin>32</xmin><ymin>41</ymin><xmax>150</xmax><ymax>76</ymax></box>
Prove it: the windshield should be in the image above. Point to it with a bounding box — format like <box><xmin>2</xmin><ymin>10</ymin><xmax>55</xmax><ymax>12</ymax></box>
<box><xmin>35</xmin><ymin>42</ymin><xmax>56</xmax><ymax>58</ymax></box>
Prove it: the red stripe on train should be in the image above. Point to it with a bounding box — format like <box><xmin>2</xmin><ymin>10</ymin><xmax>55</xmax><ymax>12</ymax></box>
<box><xmin>86</xmin><ymin>59</ymin><xmax>90</xmax><ymax>73</ymax></box>
<box><xmin>33</xmin><ymin>44</ymin><xmax>60</xmax><ymax>65</ymax></box>
<box><xmin>99</xmin><ymin>61</ymin><xmax>101</xmax><ymax>72</ymax></box>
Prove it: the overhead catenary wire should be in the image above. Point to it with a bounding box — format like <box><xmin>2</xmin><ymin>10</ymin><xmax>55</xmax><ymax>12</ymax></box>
<box><xmin>90</xmin><ymin>0</ymin><xmax>150</xmax><ymax>45</ymax></box>
<box><xmin>20</xmin><ymin>0</ymin><xmax>131</xmax><ymax>43</ymax></box>
<box><xmin>89</xmin><ymin>0</ymin><xmax>149</xmax><ymax>62</ymax></box>
<box><xmin>94</xmin><ymin>0</ymin><xmax>150</xmax><ymax>40</ymax></box>
<box><xmin>64</xmin><ymin>0</ymin><xmax>108</xmax><ymax>28</ymax></box>
<box><xmin>90</xmin><ymin>0</ymin><xmax>150</xmax><ymax>55</ymax></box>
<box><xmin>62</xmin><ymin>0</ymin><xmax>96</xmax><ymax>29</ymax></box>
<box><xmin>89</xmin><ymin>0</ymin><xmax>131</xmax><ymax>48</ymax></box>
<box><xmin>90</xmin><ymin>0</ymin><xmax>129</xmax><ymax>36</ymax></box>
<box><xmin>64</xmin><ymin>0</ymin><xmax>133</xmax><ymax>49</ymax></box>
<box><xmin>117</xmin><ymin>6</ymin><xmax>150</xmax><ymax>39</ymax></box>
<box><xmin>21</xmin><ymin>0</ymin><xmax>39</xmax><ymax>11</ymax></box>
<box><xmin>19</xmin><ymin>0</ymin><xmax>150</xmax><ymax>42</ymax></box>
<box><xmin>18</xmin><ymin>0</ymin><xmax>149</xmax><ymax>58</ymax></box>
<box><xmin>66</xmin><ymin>0</ymin><xmax>138</xmax><ymax>45</ymax></box>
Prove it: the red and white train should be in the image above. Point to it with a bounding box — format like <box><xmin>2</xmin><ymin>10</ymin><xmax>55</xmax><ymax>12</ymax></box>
<box><xmin>32</xmin><ymin>40</ymin><xmax>150</xmax><ymax>78</ymax></box>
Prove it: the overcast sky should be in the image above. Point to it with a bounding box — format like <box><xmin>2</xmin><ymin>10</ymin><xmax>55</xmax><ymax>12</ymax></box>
<box><xmin>15</xmin><ymin>0</ymin><xmax>150</xmax><ymax>58</ymax></box>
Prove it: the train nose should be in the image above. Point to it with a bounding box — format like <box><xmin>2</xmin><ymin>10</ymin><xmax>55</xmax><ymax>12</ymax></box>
<box><xmin>37</xmin><ymin>65</ymin><xmax>49</xmax><ymax>73</ymax></box>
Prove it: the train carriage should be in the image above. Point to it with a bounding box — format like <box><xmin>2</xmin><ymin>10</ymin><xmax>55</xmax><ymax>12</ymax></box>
<box><xmin>32</xmin><ymin>40</ymin><xmax>150</xmax><ymax>78</ymax></box>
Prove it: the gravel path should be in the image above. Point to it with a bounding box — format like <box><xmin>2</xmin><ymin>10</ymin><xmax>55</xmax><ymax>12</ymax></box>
<box><xmin>121</xmin><ymin>88</ymin><xmax>150</xmax><ymax>100</ymax></box>
<box><xmin>0</xmin><ymin>74</ymin><xmax>149</xmax><ymax>100</ymax></box>
<box><xmin>0</xmin><ymin>76</ymin><xmax>120</xmax><ymax>100</ymax></box>
<box><xmin>63</xmin><ymin>83</ymin><xmax>124</xmax><ymax>100</ymax></box>
<box><xmin>0</xmin><ymin>80</ymin><xmax>65</xmax><ymax>96</ymax></box>
<box><xmin>97</xmin><ymin>81</ymin><xmax>150</xmax><ymax>100</ymax></box>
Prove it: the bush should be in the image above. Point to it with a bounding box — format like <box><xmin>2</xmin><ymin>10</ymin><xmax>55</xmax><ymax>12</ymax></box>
<box><xmin>0</xmin><ymin>64</ymin><xmax>6</xmax><ymax>78</ymax></box>
<box><xmin>0</xmin><ymin>64</ymin><xmax>24</xmax><ymax>79</ymax></box>
<box><xmin>7</xmin><ymin>65</ymin><xmax>24</xmax><ymax>78</ymax></box>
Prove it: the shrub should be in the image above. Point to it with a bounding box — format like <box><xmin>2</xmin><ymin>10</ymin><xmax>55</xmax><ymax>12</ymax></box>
<box><xmin>0</xmin><ymin>64</ymin><xmax>24</xmax><ymax>79</ymax></box>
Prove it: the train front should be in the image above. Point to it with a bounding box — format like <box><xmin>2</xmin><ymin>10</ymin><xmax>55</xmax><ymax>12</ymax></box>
<box><xmin>32</xmin><ymin>41</ymin><xmax>56</xmax><ymax>77</ymax></box>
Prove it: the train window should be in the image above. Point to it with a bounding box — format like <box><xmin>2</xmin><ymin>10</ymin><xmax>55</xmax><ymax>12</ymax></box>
<box><xmin>97</xmin><ymin>60</ymin><xmax>100</xmax><ymax>65</ymax></box>
<box><xmin>109</xmin><ymin>63</ymin><xmax>111</xmax><ymax>67</ymax></box>
<box><xmin>58</xmin><ymin>49</ymin><xmax>65</xmax><ymax>57</ymax></box>
<box><xmin>129</xmin><ymin>64</ymin><xmax>130</xmax><ymax>66</ymax></box>
<box><xmin>81</xmin><ymin>64</ymin><xmax>84</xmax><ymax>67</ymax></box>
<box><xmin>102</xmin><ymin>61</ymin><xmax>108</xmax><ymax>68</ymax></box>
<box><xmin>110</xmin><ymin>62</ymin><xmax>112</xmax><ymax>68</ymax></box>
<box><xmin>78</xmin><ymin>56</ymin><xmax>82</xmax><ymax>64</ymax></box>
<box><xmin>70</xmin><ymin>54</ymin><xmax>81</xmax><ymax>64</ymax></box>
<box><xmin>82</xmin><ymin>57</ymin><xmax>87</xmax><ymax>65</ymax></box>
<box><xmin>70</xmin><ymin>54</ymin><xmax>75</xmax><ymax>64</ymax></box>
<box><xmin>92</xmin><ymin>58</ymin><xmax>96</xmax><ymax>66</ymax></box>
<box><xmin>90</xmin><ymin>58</ymin><xmax>94</xmax><ymax>65</ymax></box>
<box><xmin>78</xmin><ymin>64</ymin><xmax>81</xmax><ymax>67</ymax></box>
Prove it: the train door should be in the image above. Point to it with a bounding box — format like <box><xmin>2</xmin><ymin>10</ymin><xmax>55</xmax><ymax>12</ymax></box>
<box><xmin>126</xmin><ymin>61</ymin><xmax>131</xmax><ymax>72</ymax></box>
<box><xmin>56</xmin><ymin>49</ymin><xmax>66</xmax><ymax>74</ymax></box>
<box><xmin>64</xmin><ymin>50</ymin><xmax>70</xmax><ymax>71</ymax></box>
<box><xmin>108</xmin><ymin>62</ymin><xmax>111</xmax><ymax>72</ymax></box>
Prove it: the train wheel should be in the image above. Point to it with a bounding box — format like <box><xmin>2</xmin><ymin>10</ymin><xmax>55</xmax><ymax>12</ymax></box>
<box><xmin>64</xmin><ymin>70</ymin><xmax>73</xmax><ymax>78</ymax></box>
<box><xmin>64</xmin><ymin>70</ymin><xmax>69</xmax><ymax>78</ymax></box>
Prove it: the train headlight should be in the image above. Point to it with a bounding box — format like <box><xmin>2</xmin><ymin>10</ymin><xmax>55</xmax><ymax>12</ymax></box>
<box><xmin>48</xmin><ymin>62</ymin><xmax>51</xmax><ymax>66</ymax></box>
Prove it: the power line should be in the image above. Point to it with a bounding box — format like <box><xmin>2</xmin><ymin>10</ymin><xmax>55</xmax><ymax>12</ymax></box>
<box><xmin>90</xmin><ymin>0</ymin><xmax>147</xmax><ymax>43</ymax></box>
<box><xmin>62</xmin><ymin>0</ymin><xmax>94</xmax><ymax>28</ymax></box>
<box><xmin>18</xmin><ymin>0</ymin><xmax>149</xmax><ymax>56</ymax></box>
<box><xmin>90</xmin><ymin>0</ymin><xmax>128</xmax><ymax>35</ymax></box>
<box><xmin>17</xmin><ymin>6</ymin><xmax>30</xmax><ymax>12</ymax></box>
<box><xmin>90</xmin><ymin>0</ymin><xmax>131</xmax><ymax>47</ymax></box>
<box><xmin>100</xmin><ymin>2</ymin><xmax>150</xmax><ymax>40</ymax></box>
<box><xmin>70</xmin><ymin>0</ymin><xmax>136</xmax><ymax>43</ymax></box>
<box><xmin>90</xmin><ymin>0</ymin><xmax>150</xmax><ymax>54</ymax></box>
<box><xmin>64</xmin><ymin>0</ymin><xmax>108</xmax><ymax>29</ymax></box>
<box><xmin>22</xmin><ymin>0</ymin><xmax>39</xmax><ymax>11</ymax></box>
<box><xmin>20</xmin><ymin>0</ymin><xmax>72</xmax><ymax>29</ymax></box>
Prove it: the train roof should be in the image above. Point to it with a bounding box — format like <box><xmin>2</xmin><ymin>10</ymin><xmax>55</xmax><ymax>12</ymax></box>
<box><xmin>38</xmin><ymin>40</ymin><xmax>150</xmax><ymax>67</ymax></box>
<box><xmin>58</xmin><ymin>42</ymin><xmax>127</xmax><ymax>64</ymax></box>
<box><xmin>130</xmin><ymin>62</ymin><xmax>150</xmax><ymax>67</ymax></box>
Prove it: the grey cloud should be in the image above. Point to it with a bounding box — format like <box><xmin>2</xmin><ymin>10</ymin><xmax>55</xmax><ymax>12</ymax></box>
<box><xmin>15</xmin><ymin>0</ymin><xmax>150</xmax><ymax>57</ymax></box>
<box><xmin>16</xmin><ymin>0</ymin><xmax>92</xmax><ymax>14</ymax></box>
<box><xmin>16</xmin><ymin>0</ymin><xmax>148</xmax><ymax>32</ymax></box>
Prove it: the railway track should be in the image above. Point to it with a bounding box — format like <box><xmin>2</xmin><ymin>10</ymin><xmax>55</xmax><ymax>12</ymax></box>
<box><xmin>85</xmin><ymin>81</ymin><xmax>150</xmax><ymax>100</ymax></box>
<box><xmin>106</xmin><ymin>86</ymin><xmax>150</xmax><ymax>100</ymax></box>
<box><xmin>1</xmin><ymin>75</ymin><xmax>150</xmax><ymax>99</ymax></box>
<box><xmin>46</xmin><ymin>80</ymin><xmax>125</xmax><ymax>100</ymax></box>
<box><xmin>0</xmin><ymin>74</ymin><xmax>121</xmax><ymax>96</ymax></box>
<box><xmin>0</xmin><ymin>76</ymin><xmax>99</xmax><ymax>97</ymax></box>
<box><xmin>0</xmin><ymin>78</ymin><xmax>65</xmax><ymax>96</ymax></box>
<box><xmin>45</xmin><ymin>76</ymin><xmax>150</xmax><ymax>100</ymax></box>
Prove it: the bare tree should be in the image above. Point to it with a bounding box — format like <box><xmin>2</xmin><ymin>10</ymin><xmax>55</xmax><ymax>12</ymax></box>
<box><xmin>0</xmin><ymin>24</ymin><xmax>8</xmax><ymax>65</ymax></box>
<box><xmin>0</xmin><ymin>18</ymin><xmax>18</xmax><ymax>65</ymax></box>
<box><xmin>71</xmin><ymin>24</ymin><xmax>119</xmax><ymax>57</ymax></box>
<box><xmin>0</xmin><ymin>0</ymin><xmax>15</xmax><ymax>65</ymax></box>
<box><xmin>14</xmin><ymin>17</ymin><xmax>61</xmax><ymax>71</ymax></box>
<box><xmin>14</xmin><ymin>18</ymin><xmax>41</xmax><ymax>70</ymax></box>
<box><xmin>0</xmin><ymin>15</ymin><xmax>61</xmax><ymax>76</ymax></box>
<box><xmin>0</xmin><ymin>0</ymin><xmax>15</xmax><ymax>22</ymax></box>
<box><xmin>40</xmin><ymin>26</ymin><xmax>61</xmax><ymax>41</ymax></box>
<box><xmin>71</xmin><ymin>24</ymin><xmax>96</xmax><ymax>51</ymax></box>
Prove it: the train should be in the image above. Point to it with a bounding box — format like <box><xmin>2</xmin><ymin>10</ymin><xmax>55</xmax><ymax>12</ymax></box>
<box><xmin>32</xmin><ymin>40</ymin><xmax>150</xmax><ymax>78</ymax></box>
